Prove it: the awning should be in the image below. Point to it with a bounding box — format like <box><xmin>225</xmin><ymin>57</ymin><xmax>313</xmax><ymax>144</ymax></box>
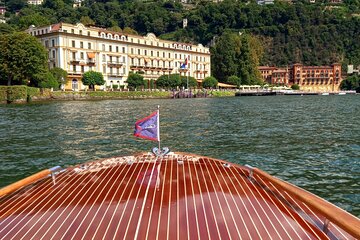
<box><xmin>218</xmin><ymin>82</ymin><xmax>237</xmax><ymax>88</ymax></box>
<box><xmin>87</xmin><ymin>52</ymin><xmax>95</xmax><ymax>59</ymax></box>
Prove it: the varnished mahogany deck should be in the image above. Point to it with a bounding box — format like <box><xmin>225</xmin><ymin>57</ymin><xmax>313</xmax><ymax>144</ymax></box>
<box><xmin>0</xmin><ymin>152</ymin><xmax>358</xmax><ymax>240</ymax></box>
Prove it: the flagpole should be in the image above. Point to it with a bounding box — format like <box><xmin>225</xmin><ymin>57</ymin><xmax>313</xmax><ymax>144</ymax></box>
<box><xmin>157</xmin><ymin>105</ymin><xmax>160</xmax><ymax>153</ymax></box>
<box><xmin>187</xmin><ymin>67</ymin><xmax>189</xmax><ymax>90</ymax></box>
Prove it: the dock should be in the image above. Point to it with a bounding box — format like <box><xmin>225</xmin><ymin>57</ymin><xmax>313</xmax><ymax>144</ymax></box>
<box><xmin>235</xmin><ymin>90</ymin><xmax>356</xmax><ymax>96</ymax></box>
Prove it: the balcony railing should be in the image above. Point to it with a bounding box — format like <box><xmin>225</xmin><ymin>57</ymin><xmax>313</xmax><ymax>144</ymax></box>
<box><xmin>107</xmin><ymin>61</ymin><xmax>124</xmax><ymax>67</ymax></box>
<box><xmin>130</xmin><ymin>64</ymin><xmax>173</xmax><ymax>70</ymax></box>
<box><xmin>67</xmin><ymin>71</ymin><xmax>82</xmax><ymax>75</ymax></box>
<box><xmin>87</xmin><ymin>60</ymin><xmax>96</xmax><ymax>65</ymax></box>
<box><xmin>69</xmin><ymin>58</ymin><xmax>81</xmax><ymax>64</ymax></box>
<box><xmin>108</xmin><ymin>73</ymin><xmax>125</xmax><ymax>77</ymax></box>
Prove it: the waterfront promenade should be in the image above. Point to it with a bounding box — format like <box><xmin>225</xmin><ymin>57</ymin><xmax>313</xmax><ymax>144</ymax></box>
<box><xmin>235</xmin><ymin>89</ymin><xmax>357</xmax><ymax>96</ymax></box>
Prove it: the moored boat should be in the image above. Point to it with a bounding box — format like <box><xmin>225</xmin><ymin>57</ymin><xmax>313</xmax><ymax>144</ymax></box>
<box><xmin>0</xmin><ymin>152</ymin><xmax>359</xmax><ymax>239</ymax></box>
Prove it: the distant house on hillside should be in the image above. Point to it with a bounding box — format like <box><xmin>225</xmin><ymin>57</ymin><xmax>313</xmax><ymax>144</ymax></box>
<box><xmin>347</xmin><ymin>65</ymin><xmax>360</xmax><ymax>75</ymax></box>
<box><xmin>0</xmin><ymin>6</ymin><xmax>6</xmax><ymax>15</ymax></box>
<box><xmin>329</xmin><ymin>0</ymin><xmax>342</xmax><ymax>3</ymax></box>
<box><xmin>257</xmin><ymin>0</ymin><xmax>274</xmax><ymax>5</ymax></box>
<box><xmin>73</xmin><ymin>0</ymin><xmax>83</xmax><ymax>8</ymax></box>
<box><xmin>27</xmin><ymin>0</ymin><xmax>43</xmax><ymax>5</ymax></box>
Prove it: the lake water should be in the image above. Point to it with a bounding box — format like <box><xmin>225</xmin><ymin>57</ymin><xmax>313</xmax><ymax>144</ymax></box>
<box><xmin>0</xmin><ymin>95</ymin><xmax>359</xmax><ymax>217</ymax></box>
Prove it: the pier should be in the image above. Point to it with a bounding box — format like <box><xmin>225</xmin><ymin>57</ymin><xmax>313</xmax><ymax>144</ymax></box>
<box><xmin>235</xmin><ymin>90</ymin><xmax>356</xmax><ymax>96</ymax></box>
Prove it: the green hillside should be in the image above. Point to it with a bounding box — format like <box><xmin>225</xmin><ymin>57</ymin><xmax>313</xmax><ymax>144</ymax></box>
<box><xmin>2</xmin><ymin>0</ymin><xmax>360</xmax><ymax>70</ymax></box>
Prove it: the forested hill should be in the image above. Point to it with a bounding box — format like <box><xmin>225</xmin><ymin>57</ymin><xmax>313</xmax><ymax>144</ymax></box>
<box><xmin>2</xmin><ymin>0</ymin><xmax>360</xmax><ymax>68</ymax></box>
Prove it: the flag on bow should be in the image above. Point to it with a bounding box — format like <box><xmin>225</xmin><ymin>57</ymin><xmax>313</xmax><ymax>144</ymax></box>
<box><xmin>180</xmin><ymin>58</ymin><xmax>188</xmax><ymax>69</ymax></box>
<box><xmin>134</xmin><ymin>110</ymin><xmax>160</xmax><ymax>141</ymax></box>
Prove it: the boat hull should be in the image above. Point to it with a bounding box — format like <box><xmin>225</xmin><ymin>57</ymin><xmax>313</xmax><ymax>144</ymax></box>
<box><xmin>0</xmin><ymin>152</ymin><xmax>359</xmax><ymax>239</ymax></box>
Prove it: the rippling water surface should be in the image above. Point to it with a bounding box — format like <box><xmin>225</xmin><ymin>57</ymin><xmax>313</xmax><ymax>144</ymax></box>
<box><xmin>0</xmin><ymin>95</ymin><xmax>359</xmax><ymax>216</ymax></box>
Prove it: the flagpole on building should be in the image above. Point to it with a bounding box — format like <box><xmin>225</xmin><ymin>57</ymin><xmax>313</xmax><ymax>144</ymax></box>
<box><xmin>157</xmin><ymin>105</ymin><xmax>161</xmax><ymax>153</ymax></box>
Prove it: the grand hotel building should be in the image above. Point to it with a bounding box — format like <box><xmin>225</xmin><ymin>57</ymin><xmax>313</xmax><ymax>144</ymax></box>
<box><xmin>259</xmin><ymin>63</ymin><xmax>342</xmax><ymax>92</ymax></box>
<box><xmin>26</xmin><ymin>23</ymin><xmax>211</xmax><ymax>91</ymax></box>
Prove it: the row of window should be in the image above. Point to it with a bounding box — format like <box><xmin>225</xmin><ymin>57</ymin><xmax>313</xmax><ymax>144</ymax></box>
<box><xmin>71</xmin><ymin>65</ymin><xmax>126</xmax><ymax>75</ymax></box>
<box><xmin>102</xmin><ymin>55</ymin><xmax>126</xmax><ymax>63</ymax></box>
<box><xmin>68</xmin><ymin>29</ymin><xmax>205</xmax><ymax>52</ymax></box>
<box><xmin>30</xmin><ymin>29</ymin><xmax>49</xmax><ymax>36</ymax></box>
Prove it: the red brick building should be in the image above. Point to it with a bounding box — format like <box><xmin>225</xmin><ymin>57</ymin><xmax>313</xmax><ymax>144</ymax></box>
<box><xmin>259</xmin><ymin>63</ymin><xmax>342</xmax><ymax>92</ymax></box>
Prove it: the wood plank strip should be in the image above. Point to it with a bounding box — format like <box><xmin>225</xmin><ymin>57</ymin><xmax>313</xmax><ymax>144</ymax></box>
<box><xmin>228</xmin><ymin>168</ymin><xmax>273</xmax><ymax>239</ymax></box>
<box><xmin>255</xmin><ymin>174</ymin><xmax>328</xmax><ymax>239</ymax></box>
<box><xmin>108</xmin><ymin>161</ymin><xmax>148</xmax><ymax>240</ymax></box>
<box><xmin>90</xmin><ymin>160</ymin><xmax>139</xmax><ymax>240</ymax></box>
<box><xmin>0</xmin><ymin>171</ymin><xmax>70</xmax><ymax>220</ymax></box>
<box><xmin>133</xmin><ymin>160</ymin><xmax>160</xmax><ymax>240</ymax></box>
<box><xmin>155</xmin><ymin>157</ymin><xmax>170</xmax><ymax>240</ymax></box>
<box><xmin>183</xmin><ymin>156</ymin><xmax>200</xmax><ymax>240</ymax></box>
<box><xmin>95</xmin><ymin>162</ymin><xmax>143</xmax><ymax>239</ymax></box>
<box><xmin>190</xmin><ymin>160</ymin><xmax>212</xmax><ymax>239</ymax></box>
<box><xmin>206</xmin><ymin>160</ymin><xmax>242</xmax><ymax>239</ymax></box>
<box><xmin>242</xmin><ymin>172</ymin><xmax>305</xmax><ymax>239</ymax></box>
<box><xmin>200</xmin><ymin>158</ymin><xmax>232</xmax><ymax>239</ymax></box>
<box><xmin>44</xmin><ymin>167</ymin><xmax>118</xmax><ymax>240</ymax></box>
<box><xmin>76</xmin><ymin>163</ymin><xmax>128</xmax><ymax>240</ymax></box>
<box><xmin>211</xmin><ymin>161</ymin><xmax>252</xmax><ymax>239</ymax></box>
<box><xmin>166</xmin><ymin>157</ymin><xmax>178</xmax><ymax>240</ymax></box>
<box><xmin>144</xmin><ymin>160</ymin><xmax>166</xmax><ymax>240</ymax></box>
<box><xmin>0</xmin><ymin>170</ymin><xmax>87</xmax><ymax>239</ymax></box>
<box><xmin>117</xmin><ymin>161</ymin><xmax>152</xmax><ymax>239</ymax></box>
<box><xmin>196</xmin><ymin>158</ymin><xmax>223</xmax><ymax>240</ymax></box>
<box><xmin>141</xmin><ymin>163</ymin><xmax>161</xmax><ymax>240</ymax></box>
<box><xmin>65</xmin><ymin>164</ymin><xmax>127</xmax><ymax>240</ymax></box>
<box><xmin>253</xmin><ymin>167</ymin><xmax>360</xmax><ymax>239</ymax></box>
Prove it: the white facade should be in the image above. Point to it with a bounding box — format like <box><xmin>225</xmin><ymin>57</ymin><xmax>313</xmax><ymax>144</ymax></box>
<box><xmin>27</xmin><ymin>23</ymin><xmax>211</xmax><ymax>91</ymax></box>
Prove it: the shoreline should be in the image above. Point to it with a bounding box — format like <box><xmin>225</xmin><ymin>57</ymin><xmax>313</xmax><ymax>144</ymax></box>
<box><xmin>0</xmin><ymin>88</ymin><xmax>236</xmax><ymax>104</ymax></box>
<box><xmin>1</xmin><ymin>87</ymin><xmax>358</xmax><ymax>104</ymax></box>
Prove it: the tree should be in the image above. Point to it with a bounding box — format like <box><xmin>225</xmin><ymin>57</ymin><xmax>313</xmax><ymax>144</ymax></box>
<box><xmin>80</xmin><ymin>16</ymin><xmax>95</xmax><ymax>26</ymax></box>
<box><xmin>50</xmin><ymin>67</ymin><xmax>67</xmax><ymax>88</ymax></box>
<box><xmin>0</xmin><ymin>24</ymin><xmax>14</xmax><ymax>34</ymax></box>
<box><xmin>123</xmin><ymin>27</ymin><xmax>138</xmax><ymax>35</ymax></box>
<box><xmin>18</xmin><ymin>13</ymin><xmax>51</xmax><ymax>30</ymax></box>
<box><xmin>0</xmin><ymin>32</ymin><xmax>48</xmax><ymax>86</ymax></box>
<box><xmin>180</xmin><ymin>75</ymin><xmax>197</xmax><ymax>89</ymax></box>
<box><xmin>43</xmin><ymin>0</ymin><xmax>64</xmax><ymax>10</ymax></box>
<box><xmin>227</xmin><ymin>75</ymin><xmax>241</xmax><ymax>87</ymax></box>
<box><xmin>7</xmin><ymin>0</ymin><xmax>27</xmax><ymax>12</ymax></box>
<box><xmin>39</xmin><ymin>72</ymin><xmax>59</xmax><ymax>90</ymax></box>
<box><xmin>291</xmin><ymin>84</ymin><xmax>300</xmax><ymax>90</ymax></box>
<box><xmin>82</xmin><ymin>71</ymin><xmax>105</xmax><ymax>90</ymax></box>
<box><xmin>211</xmin><ymin>31</ymin><xmax>263</xmax><ymax>84</ymax></box>
<box><xmin>340</xmin><ymin>75</ymin><xmax>360</xmax><ymax>92</ymax></box>
<box><xmin>108</xmin><ymin>26</ymin><xmax>122</xmax><ymax>32</ymax></box>
<box><xmin>202</xmin><ymin>76</ymin><xmax>218</xmax><ymax>89</ymax></box>
<box><xmin>126</xmin><ymin>72</ymin><xmax>144</xmax><ymax>90</ymax></box>
<box><xmin>156</xmin><ymin>74</ymin><xmax>181</xmax><ymax>89</ymax></box>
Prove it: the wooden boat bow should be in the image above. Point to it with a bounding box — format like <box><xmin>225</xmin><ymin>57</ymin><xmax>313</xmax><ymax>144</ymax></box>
<box><xmin>0</xmin><ymin>152</ymin><xmax>359</xmax><ymax>240</ymax></box>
